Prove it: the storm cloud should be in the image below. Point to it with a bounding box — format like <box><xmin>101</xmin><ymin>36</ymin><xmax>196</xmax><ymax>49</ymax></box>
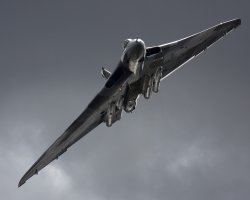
<box><xmin>0</xmin><ymin>0</ymin><xmax>249</xmax><ymax>200</ymax></box>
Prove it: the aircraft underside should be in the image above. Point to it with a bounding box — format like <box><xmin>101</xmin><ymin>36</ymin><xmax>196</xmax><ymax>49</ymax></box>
<box><xmin>18</xmin><ymin>18</ymin><xmax>241</xmax><ymax>187</ymax></box>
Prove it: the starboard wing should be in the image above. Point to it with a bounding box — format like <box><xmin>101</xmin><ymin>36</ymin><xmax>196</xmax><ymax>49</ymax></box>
<box><xmin>18</xmin><ymin>101</ymin><xmax>104</xmax><ymax>187</ymax></box>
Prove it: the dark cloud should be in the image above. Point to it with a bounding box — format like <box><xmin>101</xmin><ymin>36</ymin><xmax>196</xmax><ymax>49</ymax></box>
<box><xmin>0</xmin><ymin>0</ymin><xmax>249</xmax><ymax>199</ymax></box>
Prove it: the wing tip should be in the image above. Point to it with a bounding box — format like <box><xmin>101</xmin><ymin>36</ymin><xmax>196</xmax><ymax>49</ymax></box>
<box><xmin>18</xmin><ymin>178</ymin><xmax>25</xmax><ymax>188</ymax></box>
<box><xmin>214</xmin><ymin>18</ymin><xmax>241</xmax><ymax>36</ymax></box>
<box><xmin>231</xmin><ymin>18</ymin><xmax>241</xmax><ymax>27</ymax></box>
<box><xmin>224</xmin><ymin>18</ymin><xmax>241</xmax><ymax>28</ymax></box>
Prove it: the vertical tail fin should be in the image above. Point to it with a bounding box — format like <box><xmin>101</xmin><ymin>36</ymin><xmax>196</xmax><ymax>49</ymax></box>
<box><xmin>101</xmin><ymin>67</ymin><xmax>111</xmax><ymax>79</ymax></box>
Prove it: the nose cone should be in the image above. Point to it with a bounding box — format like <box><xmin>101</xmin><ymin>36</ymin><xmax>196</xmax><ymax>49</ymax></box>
<box><xmin>122</xmin><ymin>38</ymin><xmax>146</xmax><ymax>62</ymax></box>
<box><xmin>133</xmin><ymin>39</ymin><xmax>146</xmax><ymax>60</ymax></box>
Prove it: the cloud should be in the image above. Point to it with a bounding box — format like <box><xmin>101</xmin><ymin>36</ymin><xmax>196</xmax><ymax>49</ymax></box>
<box><xmin>43</xmin><ymin>165</ymin><xmax>72</xmax><ymax>190</ymax></box>
<box><xmin>0</xmin><ymin>1</ymin><xmax>249</xmax><ymax>200</ymax></box>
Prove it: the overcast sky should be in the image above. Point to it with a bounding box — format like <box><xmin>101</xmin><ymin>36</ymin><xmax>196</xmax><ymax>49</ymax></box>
<box><xmin>0</xmin><ymin>0</ymin><xmax>249</xmax><ymax>200</ymax></box>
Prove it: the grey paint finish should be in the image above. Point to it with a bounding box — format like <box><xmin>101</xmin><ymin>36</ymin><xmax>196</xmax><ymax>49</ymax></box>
<box><xmin>18</xmin><ymin>19</ymin><xmax>241</xmax><ymax>187</ymax></box>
